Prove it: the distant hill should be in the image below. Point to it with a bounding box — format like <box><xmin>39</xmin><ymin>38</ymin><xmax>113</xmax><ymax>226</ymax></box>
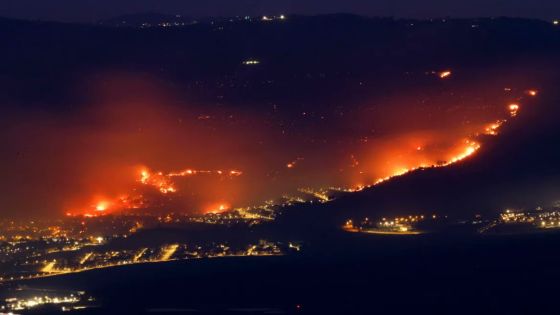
<box><xmin>98</xmin><ymin>12</ymin><xmax>197</xmax><ymax>28</ymax></box>
<box><xmin>274</xmin><ymin>87</ymin><xmax>560</xmax><ymax>236</ymax></box>
<box><xmin>1</xmin><ymin>15</ymin><xmax>560</xmax><ymax>219</ymax></box>
<box><xmin>1</xmin><ymin>15</ymin><xmax>559</xmax><ymax>108</ymax></box>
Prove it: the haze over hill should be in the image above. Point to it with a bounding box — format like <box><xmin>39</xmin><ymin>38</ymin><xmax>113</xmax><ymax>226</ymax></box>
<box><xmin>274</xmin><ymin>87</ymin><xmax>560</xmax><ymax>235</ymax></box>
<box><xmin>1</xmin><ymin>15</ymin><xmax>559</xmax><ymax>219</ymax></box>
<box><xmin>5</xmin><ymin>13</ymin><xmax>560</xmax><ymax>315</ymax></box>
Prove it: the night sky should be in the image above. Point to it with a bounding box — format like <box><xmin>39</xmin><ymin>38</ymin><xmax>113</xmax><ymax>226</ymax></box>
<box><xmin>0</xmin><ymin>0</ymin><xmax>559</xmax><ymax>22</ymax></box>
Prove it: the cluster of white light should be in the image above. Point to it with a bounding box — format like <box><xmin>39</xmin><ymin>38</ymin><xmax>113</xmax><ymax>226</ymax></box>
<box><xmin>243</xmin><ymin>60</ymin><xmax>260</xmax><ymax>65</ymax></box>
<box><xmin>3</xmin><ymin>294</ymin><xmax>81</xmax><ymax>311</ymax></box>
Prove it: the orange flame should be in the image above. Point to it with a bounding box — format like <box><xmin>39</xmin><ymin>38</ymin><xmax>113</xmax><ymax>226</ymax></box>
<box><xmin>439</xmin><ymin>71</ymin><xmax>452</xmax><ymax>79</ymax></box>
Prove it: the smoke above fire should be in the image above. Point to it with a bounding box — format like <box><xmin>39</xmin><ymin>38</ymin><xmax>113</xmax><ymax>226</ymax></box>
<box><xmin>0</xmin><ymin>70</ymin><xmax>539</xmax><ymax>218</ymax></box>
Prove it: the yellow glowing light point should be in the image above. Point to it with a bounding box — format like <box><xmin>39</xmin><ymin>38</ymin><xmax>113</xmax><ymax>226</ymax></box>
<box><xmin>439</xmin><ymin>71</ymin><xmax>452</xmax><ymax>79</ymax></box>
<box><xmin>280</xmin><ymin>15</ymin><xmax>286</xmax><ymax>20</ymax></box>
<box><xmin>554</xmin><ymin>20</ymin><xmax>559</xmax><ymax>25</ymax></box>
<box><xmin>95</xmin><ymin>202</ymin><xmax>107</xmax><ymax>212</ymax></box>
<box><xmin>527</xmin><ymin>90</ymin><xmax>538</xmax><ymax>96</ymax></box>
<box><xmin>508</xmin><ymin>104</ymin><xmax>520</xmax><ymax>116</ymax></box>
<box><xmin>140</xmin><ymin>169</ymin><xmax>150</xmax><ymax>183</ymax></box>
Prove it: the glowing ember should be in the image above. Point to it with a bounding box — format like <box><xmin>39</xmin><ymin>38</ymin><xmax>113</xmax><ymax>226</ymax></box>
<box><xmin>286</xmin><ymin>158</ymin><xmax>304</xmax><ymax>169</ymax></box>
<box><xmin>138</xmin><ymin>167</ymin><xmax>242</xmax><ymax>194</ymax></box>
<box><xmin>508</xmin><ymin>104</ymin><xmax>520</xmax><ymax>117</ymax></box>
<box><xmin>439</xmin><ymin>70</ymin><xmax>452</xmax><ymax>79</ymax></box>
<box><xmin>167</xmin><ymin>168</ymin><xmax>242</xmax><ymax>177</ymax></box>
<box><xmin>138</xmin><ymin>169</ymin><xmax>176</xmax><ymax>194</ymax></box>
<box><xmin>205</xmin><ymin>203</ymin><xmax>230</xmax><ymax>214</ymax></box>
<box><xmin>484</xmin><ymin>120</ymin><xmax>505</xmax><ymax>136</ymax></box>
<box><xmin>527</xmin><ymin>90</ymin><xmax>538</xmax><ymax>96</ymax></box>
<box><xmin>95</xmin><ymin>201</ymin><xmax>109</xmax><ymax>212</ymax></box>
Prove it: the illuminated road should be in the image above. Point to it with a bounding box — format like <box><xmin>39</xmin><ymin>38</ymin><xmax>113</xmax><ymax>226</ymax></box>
<box><xmin>134</xmin><ymin>248</ymin><xmax>148</xmax><ymax>262</ymax></box>
<box><xmin>1</xmin><ymin>252</ymin><xmax>284</xmax><ymax>284</ymax></box>
<box><xmin>40</xmin><ymin>261</ymin><xmax>58</xmax><ymax>273</ymax></box>
<box><xmin>343</xmin><ymin>227</ymin><xmax>423</xmax><ymax>235</ymax></box>
<box><xmin>79</xmin><ymin>252</ymin><xmax>94</xmax><ymax>265</ymax></box>
<box><xmin>159</xmin><ymin>244</ymin><xmax>179</xmax><ymax>261</ymax></box>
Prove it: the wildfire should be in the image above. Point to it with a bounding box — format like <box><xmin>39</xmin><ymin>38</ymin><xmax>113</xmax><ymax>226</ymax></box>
<box><xmin>65</xmin><ymin>197</ymin><xmax>120</xmax><ymax>218</ymax></box>
<box><xmin>286</xmin><ymin>158</ymin><xmax>304</xmax><ymax>169</ymax></box>
<box><xmin>66</xmin><ymin>166</ymin><xmax>243</xmax><ymax>217</ymax></box>
<box><xmin>446</xmin><ymin>140</ymin><xmax>480</xmax><ymax>164</ymax></box>
<box><xmin>508</xmin><ymin>103</ymin><xmax>520</xmax><ymax>117</ymax></box>
<box><xmin>526</xmin><ymin>90</ymin><xmax>538</xmax><ymax>97</ymax></box>
<box><xmin>205</xmin><ymin>203</ymin><xmax>230</xmax><ymax>214</ymax></box>
<box><xmin>351</xmin><ymin>90</ymin><xmax>539</xmax><ymax>194</ymax></box>
<box><xmin>138</xmin><ymin>167</ymin><xmax>242</xmax><ymax>194</ymax></box>
<box><xmin>138</xmin><ymin>169</ymin><xmax>176</xmax><ymax>194</ymax></box>
<box><xmin>59</xmin><ymin>84</ymin><xmax>538</xmax><ymax>220</ymax></box>
<box><xmin>169</xmin><ymin>169</ymin><xmax>243</xmax><ymax>177</ymax></box>
<box><xmin>439</xmin><ymin>70</ymin><xmax>452</xmax><ymax>79</ymax></box>
<box><xmin>484</xmin><ymin>120</ymin><xmax>505</xmax><ymax>136</ymax></box>
<box><xmin>95</xmin><ymin>201</ymin><xmax>109</xmax><ymax>212</ymax></box>
<box><xmin>349</xmin><ymin>138</ymin><xmax>481</xmax><ymax>193</ymax></box>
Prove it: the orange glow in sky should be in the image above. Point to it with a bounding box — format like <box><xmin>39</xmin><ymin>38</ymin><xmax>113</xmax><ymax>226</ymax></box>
<box><xmin>95</xmin><ymin>201</ymin><xmax>109</xmax><ymax>211</ymax></box>
<box><xmin>1</xmin><ymin>72</ymin><xmax>539</xmax><ymax>218</ymax></box>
